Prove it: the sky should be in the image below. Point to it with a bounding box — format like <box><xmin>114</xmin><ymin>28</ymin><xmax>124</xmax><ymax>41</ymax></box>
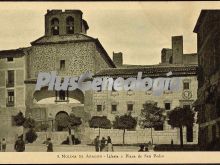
<box><xmin>0</xmin><ymin>2</ymin><xmax>220</xmax><ymax>65</ymax></box>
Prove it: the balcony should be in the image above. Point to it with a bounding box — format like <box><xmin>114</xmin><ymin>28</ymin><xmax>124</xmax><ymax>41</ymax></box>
<box><xmin>6</xmin><ymin>100</ymin><xmax>14</xmax><ymax>107</ymax></box>
<box><xmin>6</xmin><ymin>80</ymin><xmax>14</xmax><ymax>88</ymax></box>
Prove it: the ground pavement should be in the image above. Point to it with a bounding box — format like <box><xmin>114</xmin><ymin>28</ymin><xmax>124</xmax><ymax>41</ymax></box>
<box><xmin>3</xmin><ymin>144</ymin><xmax>140</xmax><ymax>152</ymax></box>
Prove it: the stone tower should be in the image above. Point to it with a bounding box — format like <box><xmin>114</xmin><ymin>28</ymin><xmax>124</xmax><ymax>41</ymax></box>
<box><xmin>45</xmin><ymin>9</ymin><xmax>89</xmax><ymax>36</ymax></box>
<box><xmin>172</xmin><ymin>36</ymin><xmax>183</xmax><ymax>64</ymax></box>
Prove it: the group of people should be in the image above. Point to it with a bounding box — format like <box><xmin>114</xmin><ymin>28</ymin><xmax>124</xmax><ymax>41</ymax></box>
<box><xmin>14</xmin><ymin>136</ymin><xmax>53</xmax><ymax>152</ymax></box>
<box><xmin>138</xmin><ymin>141</ymin><xmax>155</xmax><ymax>152</ymax></box>
<box><xmin>94</xmin><ymin>136</ymin><xmax>114</xmax><ymax>152</ymax></box>
<box><xmin>0</xmin><ymin>138</ymin><xmax>7</xmax><ymax>152</ymax></box>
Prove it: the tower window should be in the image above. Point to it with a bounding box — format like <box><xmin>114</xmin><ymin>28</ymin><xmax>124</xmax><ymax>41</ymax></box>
<box><xmin>66</xmin><ymin>16</ymin><xmax>74</xmax><ymax>34</ymax></box>
<box><xmin>60</xmin><ymin>60</ymin><xmax>65</xmax><ymax>70</ymax></box>
<box><xmin>51</xmin><ymin>18</ymin><xmax>59</xmax><ymax>35</ymax></box>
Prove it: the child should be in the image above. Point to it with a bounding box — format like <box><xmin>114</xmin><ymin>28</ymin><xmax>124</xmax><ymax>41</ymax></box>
<box><xmin>2</xmin><ymin>138</ymin><xmax>6</xmax><ymax>152</ymax></box>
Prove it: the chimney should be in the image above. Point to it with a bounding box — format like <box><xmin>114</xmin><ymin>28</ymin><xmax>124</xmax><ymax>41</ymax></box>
<box><xmin>172</xmin><ymin>36</ymin><xmax>183</xmax><ymax>64</ymax></box>
<box><xmin>113</xmin><ymin>52</ymin><xmax>123</xmax><ymax>67</ymax></box>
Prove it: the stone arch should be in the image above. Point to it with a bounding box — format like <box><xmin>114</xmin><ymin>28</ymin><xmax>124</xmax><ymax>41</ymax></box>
<box><xmin>33</xmin><ymin>87</ymin><xmax>85</xmax><ymax>104</ymax></box>
<box><xmin>51</xmin><ymin>17</ymin><xmax>59</xmax><ymax>35</ymax></box>
<box><xmin>66</xmin><ymin>16</ymin><xmax>74</xmax><ymax>34</ymax></box>
<box><xmin>33</xmin><ymin>86</ymin><xmax>55</xmax><ymax>103</ymax></box>
<box><xmin>55</xmin><ymin>111</ymin><xmax>69</xmax><ymax>131</ymax></box>
<box><xmin>68</xmin><ymin>89</ymin><xmax>84</xmax><ymax>104</ymax></box>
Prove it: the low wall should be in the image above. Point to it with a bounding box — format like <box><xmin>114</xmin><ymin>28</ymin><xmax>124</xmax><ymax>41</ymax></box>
<box><xmin>85</xmin><ymin>127</ymin><xmax>198</xmax><ymax>145</ymax></box>
<box><xmin>35</xmin><ymin>132</ymin><xmax>69</xmax><ymax>144</ymax></box>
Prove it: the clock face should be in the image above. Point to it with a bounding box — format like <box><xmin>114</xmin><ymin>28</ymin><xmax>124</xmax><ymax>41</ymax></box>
<box><xmin>182</xmin><ymin>90</ymin><xmax>192</xmax><ymax>99</ymax></box>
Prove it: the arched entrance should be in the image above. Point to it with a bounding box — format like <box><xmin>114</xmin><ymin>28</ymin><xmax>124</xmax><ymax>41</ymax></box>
<box><xmin>55</xmin><ymin>111</ymin><xmax>69</xmax><ymax>131</ymax></box>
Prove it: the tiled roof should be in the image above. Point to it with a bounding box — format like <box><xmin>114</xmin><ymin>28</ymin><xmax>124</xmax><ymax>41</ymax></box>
<box><xmin>31</xmin><ymin>33</ymin><xmax>95</xmax><ymax>45</ymax></box>
<box><xmin>95</xmin><ymin>64</ymin><xmax>198</xmax><ymax>78</ymax></box>
<box><xmin>0</xmin><ymin>48</ymin><xmax>26</xmax><ymax>58</ymax></box>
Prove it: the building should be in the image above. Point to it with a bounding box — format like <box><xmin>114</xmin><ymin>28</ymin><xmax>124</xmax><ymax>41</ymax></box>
<box><xmin>194</xmin><ymin>10</ymin><xmax>220</xmax><ymax>150</ymax></box>
<box><xmin>0</xmin><ymin>9</ymin><xmax>198</xmax><ymax>145</ymax></box>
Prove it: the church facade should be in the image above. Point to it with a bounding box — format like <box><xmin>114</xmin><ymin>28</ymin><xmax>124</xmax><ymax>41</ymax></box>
<box><xmin>0</xmin><ymin>9</ymin><xmax>198</xmax><ymax>145</ymax></box>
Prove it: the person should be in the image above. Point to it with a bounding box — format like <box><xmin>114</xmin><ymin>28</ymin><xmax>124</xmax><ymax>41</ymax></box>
<box><xmin>46</xmin><ymin>138</ymin><xmax>53</xmax><ymax>152</ymax></box>
<box><xmin>2</xmin><ymin>138</ymin><xmax>6</xmax><ymax>152</ymax></box>
<box><xmin>145</xmin><ymin>145</ymin><xmax>149</xmax><ymax>151</ymax></box>
<box><xmin>14</xmin><ymin>137</ymin><xmax>25</xmax><ymax>152</ymax></box>
<box><xmin>107</xmin><ymin>136</ymin><xmax>114</xmax><ymax>152</ymax></box>
<box><xmin>147</xmin><ymin>141</ymin><xmax>155</xmax><ymax>152</ymax></box>
<box><xmin>138</xmin><ymin>144</ymin><xmax>145</xmax><ymax>152</ymax></box>
<box><xmin>94</xmin><ymin>136</ymin><xmax>100</xmax><ymax>152</ymax></box>
<box><xmin>100</xmin><ymin>137</ymin><xmax>106</xmax><ymax>151</ymax></box>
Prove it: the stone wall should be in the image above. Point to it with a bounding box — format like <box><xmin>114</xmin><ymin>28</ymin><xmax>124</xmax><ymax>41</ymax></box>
<box><xmin>85</xmin><ymin>126</ymin><xmax>198</xmax><ymax>145</ymax></box>
<box><xmin>28</xmin><ymin>41</ymin><xmax>110</xmax><ymax>79</ymax></box>
<box><xmin>35</xmin><ymin>131</ymin><xmax>69</xmax><ymax>144</ymax></box>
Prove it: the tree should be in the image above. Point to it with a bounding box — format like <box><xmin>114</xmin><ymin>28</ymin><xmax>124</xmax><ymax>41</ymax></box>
<box><xmin>89</xmin><ymin>116</ymin><xmax>111</xmax><ymax>137</ymax></box>
<box><xmin>13</xmin><ymin>111</ymin><xmax>26</xmax><ymax>126</ymax></box>
<box><xmin>167</xmin><ymin>106</ymin><xmax>195</xmax><ymax>148</ymax></box>
<box><xmin>25</xmin><ymin>129</ymin><xmax>38</xmax><ymax>143</ymax></box>
<box><xmin>139</xmin><ymin>102</ymin><xmax>165</xmax><ymax>144</ymax></box>
<box><xmin>55</xmin><ymin>113</ymin><xmax>82</xmax><ymax>145</ymax></box>
<box><xmin>113</xmin><ymin>114</ymin><xmax>137</xmax><ymax>145</ymax></box>
<box><xmin>13</xmin><ymin>112</ymin><xmax>36</xmax><ymax>143</ymax></box>
<box><xmin>23</xmin><ymin>117</ymin><xmax>36</xmax><ymax>129</ymax></box>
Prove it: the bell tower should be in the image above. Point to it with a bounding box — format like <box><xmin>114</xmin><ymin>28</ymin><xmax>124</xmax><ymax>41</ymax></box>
<box><xmin>45</xmin><ymin>9</ymin><xmax>89</xmax><ymax>36</ymax></box>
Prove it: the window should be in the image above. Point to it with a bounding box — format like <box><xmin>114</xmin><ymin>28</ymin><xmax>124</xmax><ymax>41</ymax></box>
<box><xmin>111</xmin><ymin>104</ymin><xmax>117</xmax><ymax>112</ymax></box>
<box><xmin>165</xmin><ymin>103</ymin><xmax>171</xmax><ymax>110</ymax></box>
<box><xmin>7</xmin><ymin>70</ymin><xmax>14</xmax><ymax>87</ymax></box>
<box><xmin>127</xmin><ymin>104</ymin><xmax>133</xmax><ymax>111</ymax></box>
<box><xmin>59</xmin><ymin>90</ymin><xmax>66</xmax><ymax>101</ymax></box>
<box><xmin>7</xmin><ymin>90</ymin><xmax>14</xmax><ymax>107</ymax></box>
<box><xmin>183</xmin><ymin>82</ymin><xmax>189</xmax><ymax>90</ymax></box>
<box><xmin>7</xmin><ymin>57</ymin><xmax>13</xmax><ymax>62</ymax></box>
<box><xmin>97</xmin><ymin>105</ymin><xmax>102</xmax><ymax>112</ymax></box>
<box><xmin>186</xmin><ymin>126</ymin><xmax>193</xmax><ymax>142</ymax></box>
<box><xmin>51</xmin><ymin>18</ymin><xmax>59</xmax><ymax>35</ymax></box>
<box><xmin>66</xmin><ymin>16</ymin><xmax>74</xmax><ymax>34</ymax></box>
<box><xmin>60</xmin><ymin>60</ymin><xmax>65</xmax><ymax>70</ymax></box>
<box><xmin>169</xmin><ymin>56</ymin><xmax>173</xmax><ymax>64</ymax></box>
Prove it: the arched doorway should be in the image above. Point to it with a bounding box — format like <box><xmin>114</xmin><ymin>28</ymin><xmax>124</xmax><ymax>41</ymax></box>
<box><xmin>55</xmin><ymin>111</ymin><xmax>69</xmax><ymax>131</ymax></box>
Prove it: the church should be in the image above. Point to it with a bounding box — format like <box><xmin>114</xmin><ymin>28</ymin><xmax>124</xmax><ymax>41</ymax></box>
<box><xmin>0</xmin><ymin>9</ymin><xmax>198</xmax><ymax>145</ymax></box>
